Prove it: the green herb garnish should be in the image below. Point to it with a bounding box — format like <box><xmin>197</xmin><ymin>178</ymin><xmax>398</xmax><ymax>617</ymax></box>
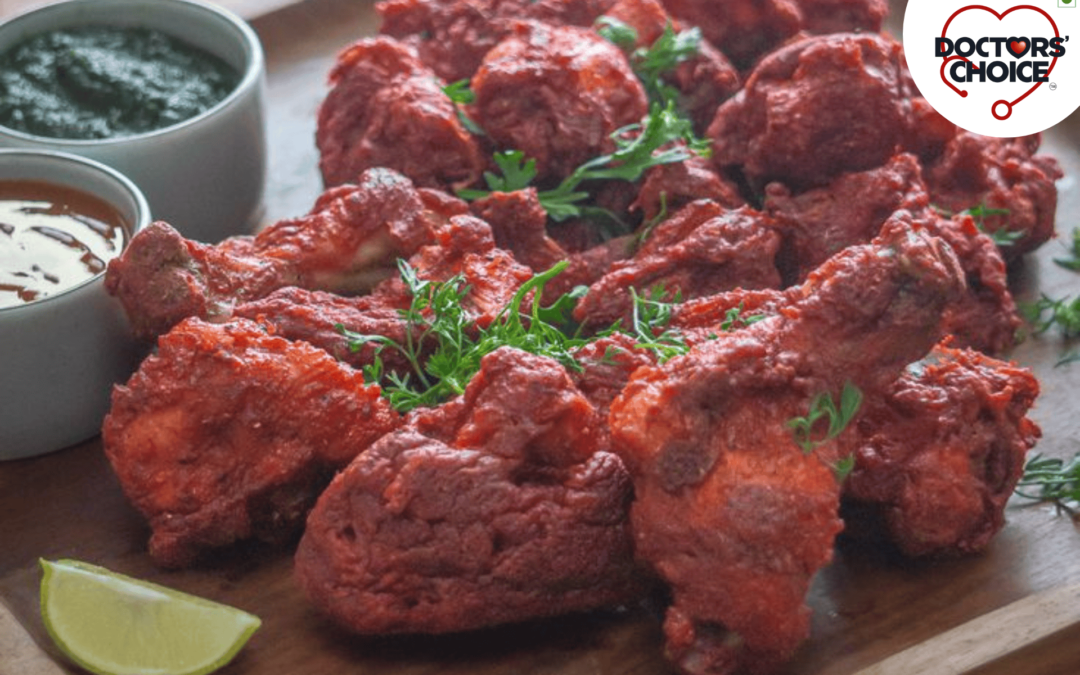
<box><xmin>624</xmin><ymin>285</ymin><xmax>689</xmax><ymax>362</ymax></box>
<box><xmin>1021</xmin><ymin>293</ymin><xmax>1080</xmax><ymax>339</ymax></box>
<box><xmin>441</xmin><ymin>79</ymin><xmax>485</xmax><ymax>136</ymax></box>
<box><xmin>787</xmin><ymin>382</ymin><xmax>862</xmax><ymax>477</ymax></box>
<box><xmin>1015</xmin><ymin>452</ymin><xmax>1080</xmax><ymax>515</ymax></box>
<box><xmin>786</xmin><ymin>381</ymin><xmax>862</xmax><ymax>482</ymax></box>
<box><xmin>597</xmin><ymin>18</ymin><xmax>703</xmax><ymax>108</ymax></box>
<box><xmin>719</xmin><ymin>301</ymin><xmax>767</xmax><ymax>332</ymax></box>
<box><xmin>459</xmin><ymin>100</ymin><xmax>709</xmax><ymax>224</ymax></box>
<box><xmin>338</xmin><ymin>260</ymin><xmax>585</xmax><ymax>412</ymax></box>
<box><xmin>963</xmin><ymin>203</ymin><xmax>1022</xmax><ymax>247</ymax></box>
<box><xmin>1053</xmin><ymin>227</ymin><xmax>1080</xmax><ymax>272</ymax></box>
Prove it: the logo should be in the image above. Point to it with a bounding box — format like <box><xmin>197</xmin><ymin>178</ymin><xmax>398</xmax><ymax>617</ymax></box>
<box><xmin>904</xmin><ymin>1</ymin><xmax>1080</xmax><ymax>136</ymax></box>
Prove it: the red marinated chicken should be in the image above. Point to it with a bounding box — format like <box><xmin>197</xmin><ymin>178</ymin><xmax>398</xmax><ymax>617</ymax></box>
<box><xmin>105</xmin><ymin>168</ymin><xmax>463</xmax><ymax>339</ymax></box>
<box><xmin>609</xmin><ymin>219</ymin><xmax>965</xmax><ymax>675</ymax></box>
<box><xmin>316</xmin><ymin>37</ymin><xmax>485</xmax><ymax>191</ymax></box>
<box><xmin>469</xmin><ymin>21</ymin><xmax>649</xmax><ymax>183</ymax></box>
<box><xmin>295</xmin><ymin>347</ymin><xmax>643</xmax><ymax>634</ymax></box>
<box><xmin>102</xmin><ymin>317</ymin><xmax>400</xmax><ymax>568</ymax></box>
<box><xmin>841</xmin><ymin>344</ymin><xmax>1040</xmax><ymax>557</ymax></box>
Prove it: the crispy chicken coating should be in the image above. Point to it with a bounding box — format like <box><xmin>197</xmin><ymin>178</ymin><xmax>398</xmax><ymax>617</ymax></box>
<box><xmin>233</xmin><ymin>214</ymin><xmax>533</xmax><ymax>369</ymax></box>
<box><xmin>708</xmin><ymin>33</ymin><xmax>911</xmax><ymax>191</ymax></box>
<box><xmin>376</xmin><ymin>0</ymin><xmax>617</xmax><ymax>82</ymax></box>
<box><xmin>661</xmin><ymin>0</ymin><xmax>802</xmax><ymax>69</ymax></box>
<box><xmin>574</xmin><ymin>201</ymin><xmax>782</xmax><ymax>328</ymax></box>
<box><xmin>608</xmin><ymin>219</ymin><xmax>965</xmax><ymax>675</ymax></box>
<box><xmin>295</xmin><ymin>347</ymin><xmax>643</xmax><ymax>634</ymax></box>
<box><xmin>841</xmin><ymin>344</ymin><xmax>1040</xmax><ymax>557</ymax></box>
<box><xmin>764</xmin><ymin>153</ymin><xmax>927</xmax><ymax>283</ymax></box>
<box><xmin>316</xmin><ymin>37</ymin><xmax>485</xmax><ymax>191</ymax></box>
<box><xmin>105</xmin><ymin>168</ymin><xmax>463</xmax><ymax>340</ymax></box>
<box><xmin>922</xmin><ymin>132</ymin><xmax>1063</xmax><ymax>261</ymax></box>
<box><xmin>764</xmin><ymin>153</ymin><xmax>1023</xmax><ymax>355</ymax></box>
<box><xmin>102</xmin><ymin>317</ymin><xmax>400</xmax><ymax>568</ymax></box>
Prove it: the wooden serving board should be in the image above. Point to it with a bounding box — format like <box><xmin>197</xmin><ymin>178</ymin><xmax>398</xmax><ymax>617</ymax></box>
<box><xmin>3</xmin><ymin>0</ymin><xmax>1080</xmax><ymax>673</ymax></box>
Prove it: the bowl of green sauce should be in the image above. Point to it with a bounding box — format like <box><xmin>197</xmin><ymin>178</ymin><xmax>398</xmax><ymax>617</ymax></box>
<box><xmin>0</xmin><ymin>149</ymin><xmax>151</xmax><ymax>460</ymax></box>
<box><xmin>0</xmin><ymin>0</ymin><xmax>266</xmax><ymax>243</ymax></box>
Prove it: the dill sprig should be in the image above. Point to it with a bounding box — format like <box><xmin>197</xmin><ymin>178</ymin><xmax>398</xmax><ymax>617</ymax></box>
<box><xmin>1015</xmin><ymin>452</ymin><xmax>1080</xmax><ymax>515</ymax></box>
<box><xmin>339</xmin><ymin>260</ymin><xmax>586</xmax><ymax>412</ymax></box>
<box><xmin>1053</xmin><ymin>227</ymin><xmax>1080</xmax><ymax>272</ymax></box>
<box><xmin>1021</xmin><ymin>294</ymin><xmax>1080</xmax><ymax>339</ymax></box>
<box><xmin>623</xmin><ymin>285</ymin><xmax>689</xmax><ymax>362</ymax></box>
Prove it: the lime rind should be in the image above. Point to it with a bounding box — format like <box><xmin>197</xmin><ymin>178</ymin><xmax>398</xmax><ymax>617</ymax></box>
<box><xmin>39</xmin><ymin>559</ymin><xmax>261</xmax><ymax>675</ymax></box>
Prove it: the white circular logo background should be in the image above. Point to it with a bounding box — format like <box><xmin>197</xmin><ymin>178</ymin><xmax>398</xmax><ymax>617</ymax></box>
<box><xmin>904</xmin><ymin>0</ymin><xmax>1080</xmax><ymax>136</ymax></box>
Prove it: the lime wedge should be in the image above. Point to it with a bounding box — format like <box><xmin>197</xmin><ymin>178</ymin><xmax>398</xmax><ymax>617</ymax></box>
<box><xmin>39</xmin><ymin>559</ymin><xmax>261</xmax><ymax>675</ymax></box>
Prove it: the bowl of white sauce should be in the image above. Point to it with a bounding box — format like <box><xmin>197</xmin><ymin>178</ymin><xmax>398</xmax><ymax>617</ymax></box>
<box><xmin>0</xmin><ymin>149</ymin><xmax>151</xmax><ymax>460</ymax></box>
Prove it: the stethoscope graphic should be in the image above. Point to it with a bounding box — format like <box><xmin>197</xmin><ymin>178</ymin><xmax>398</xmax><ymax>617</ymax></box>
<box><xmin>938</xmin><ymin>4</ymin><xmax>1061</xmax><ymax>120</ymax></box>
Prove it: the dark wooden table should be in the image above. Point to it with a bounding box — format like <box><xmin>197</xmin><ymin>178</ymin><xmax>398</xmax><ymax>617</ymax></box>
<box><xmin>3</xmin><ymin>1</ymin><xmax>1080</xmax><ymax>673</ymax></box>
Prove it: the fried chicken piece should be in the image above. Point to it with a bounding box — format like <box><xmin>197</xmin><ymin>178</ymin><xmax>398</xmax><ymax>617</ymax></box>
<box><xmin>102</xmin><ymin>317</ymin><xmax>401</xmax><ymax>568</ymax></box>
<box><xmin>295</xmin><ymin>347</ymin><xmax>643</xmax><ymax>634</ymax></box>
<box><xmin>469</xmin><ymin>20</ymin><xmax>649</xmax><ymax>184</ymax></box>
<box><xmin>469</xmin><ymin>188</ymin><xmax>569</xmax><ymax>274</ymax></box>
<box><xmin>634</xmin><ymin>154</ymin><xmax>746</xmax><ymax>225</ymax></box>
<box><xmin>764</xmin><ymin>153</ymin><xmax>1023</xmax><ymax>354</ymax></box>
<box><xmin>316</xmin><ymin>37</ymin><xmax>485</xmax><ymax>192</ymax></box>
<box><xmin>608</xmin><ymin>218</ymin><xmax>965</xmax><ymax>675</ymax></box>
<box><xmin>923</xmin><ymin>213</ymin><xmax>1022</xmax><ymax>355</ymax></box>
<box><xmin>574</xmin><ymin>201</ymin><xmax>782</xmax><ymax>328</ymax></box>
<box><xmin>764</xmin><ymin>153</ymin><xmax>927</xmax><ymax>283</ymax></box>
<box><xmin>234</xmin><ymin>214</ymin><xmax>533</xmax><ymax>368</ymax></box>
<box><xmin>921</xmin><ymin>131</ymin><xmax>1062</xmax><ymax>261</ymax></box>
<box><xmin>708</xmin><ymin>32</ymin><xmax>911</xmax><ymax>191</ymax></box>
<box><xmin>795</xmin><ymin>0</ymin><xmax>887</xmax><ymax>34</ymax></box>
<box><xmin>106</xmin><ymin>168</ymin><xmax>461</xmax><ymax>340</ymax></box>
<box><xmin>841</xmin><ymin>344</ymin><xmax>1040</xmax><ymax>557</ymax></box>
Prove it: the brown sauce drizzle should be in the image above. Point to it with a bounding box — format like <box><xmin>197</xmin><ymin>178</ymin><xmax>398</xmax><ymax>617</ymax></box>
<box><xmin>0</xmin><ymin>180</ymin><xmax>129</xmax><ymax>309</ymax></box>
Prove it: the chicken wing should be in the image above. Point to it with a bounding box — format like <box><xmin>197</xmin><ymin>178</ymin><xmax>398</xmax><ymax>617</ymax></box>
<box><xmin>841</xmin><ymin>343</ymin><xmax>1040</xmax><ymax>557</ymax></box>
<box><xmin>105</xmin><ymin>168</ymin><xmax>464</xmax><ymax>339</ymax></box>
<box><xmin>608</xmin><ymin>217</ymin><xmax>965</xmax><ymax>675</ymax></box>
<box><xmin>295</xmin><ymin>347</ymin><xmax>643</xmax><ymax>633</ymax></box>
<box><xmin>102</xmin><ymin>316</ymin><xmax>400</xmax><ymax>568</ymax></box>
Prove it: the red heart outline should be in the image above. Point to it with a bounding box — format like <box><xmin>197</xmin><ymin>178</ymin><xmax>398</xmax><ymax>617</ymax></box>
<box><xmin>938</xmin><ymin>4</ymin><xmax>1061</xmax><ymax>112</ymax></box>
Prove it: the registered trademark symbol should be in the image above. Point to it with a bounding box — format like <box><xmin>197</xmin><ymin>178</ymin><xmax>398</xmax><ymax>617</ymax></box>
<box><xmin>1050</xmin><ymin>82</ymin><xmax>1059</xmax><ymax>91</ymax></box>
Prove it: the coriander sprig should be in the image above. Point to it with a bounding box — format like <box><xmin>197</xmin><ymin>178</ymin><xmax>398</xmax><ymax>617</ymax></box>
<box><xmin>596</xmin><ymin>18</ymin><xmax>703</xmax><ymax>108</ymax></box>
<box><xmin>459</xmin><ymin>100</ymin><xmax>709</xmax><ymax>223</ymax></box>
<box><xmin>720</xmin><ymin>301</ymin><xmax>767</xmax><ymax>332</ymax></box>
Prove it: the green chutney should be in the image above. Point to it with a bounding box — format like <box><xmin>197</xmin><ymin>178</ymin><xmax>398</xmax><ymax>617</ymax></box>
<box><xmin>0</xmin><ymin>26</ymin><xmax>239</xmax><ymax>140</ymax></box>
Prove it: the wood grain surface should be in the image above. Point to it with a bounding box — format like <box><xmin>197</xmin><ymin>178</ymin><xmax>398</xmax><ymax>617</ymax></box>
<box><xmin>2</xmin><ymin>1</ymin><xmax>1080</xmax><ymax>674</ymax></box>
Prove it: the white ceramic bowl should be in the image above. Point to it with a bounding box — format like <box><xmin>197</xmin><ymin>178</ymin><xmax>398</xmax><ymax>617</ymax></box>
<box><xmin>0</xmin><ymin>149</ymin><xmax>151</xmax><ymax>460</ymax></box>
<box><xmin>0</xmin><ymin>0</ymin><xmax>267</xmax><ymax>243</ymax></box>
